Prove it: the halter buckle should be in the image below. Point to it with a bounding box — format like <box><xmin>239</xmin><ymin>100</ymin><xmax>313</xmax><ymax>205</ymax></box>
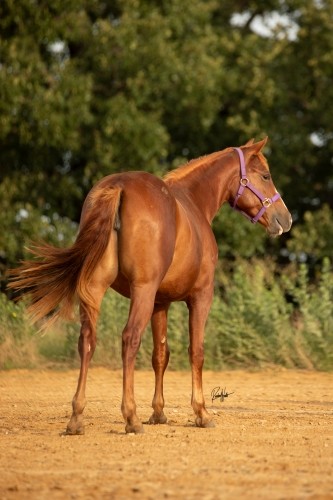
<box><xmin>240</xmin><ymin>177</ymin><xmax>249</xmax><ymax>187</ymax></box>
<box><xmin>262</xmin><ymin>198</ymin><xmax>272</xmax><ymax>208</ymax></box>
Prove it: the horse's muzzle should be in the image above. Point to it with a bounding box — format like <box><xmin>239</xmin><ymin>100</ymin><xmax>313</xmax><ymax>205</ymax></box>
<box><xmin>267</xmin><ymin>212</ymin><xmax>292</xmax><ymax>237</ymax></box>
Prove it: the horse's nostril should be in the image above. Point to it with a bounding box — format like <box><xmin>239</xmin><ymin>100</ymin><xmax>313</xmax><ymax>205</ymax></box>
<box><xmin>275</xmin><ymin>213</ymin><xmax>292</xmax><ymax>234</ymax></box>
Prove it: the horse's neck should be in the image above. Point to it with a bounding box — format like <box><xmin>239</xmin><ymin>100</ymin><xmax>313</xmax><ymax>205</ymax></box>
<box><xmin>165</xmin><ymin>150</ymin><xmax>236</xmax><ymax>223</ymax></box>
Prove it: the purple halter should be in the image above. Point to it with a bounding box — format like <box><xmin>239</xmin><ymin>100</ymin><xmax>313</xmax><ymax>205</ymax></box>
<box><xmin>231</xmin><ymin>147</ymin><xmax>281</xmax><ymax>224</ymax></box>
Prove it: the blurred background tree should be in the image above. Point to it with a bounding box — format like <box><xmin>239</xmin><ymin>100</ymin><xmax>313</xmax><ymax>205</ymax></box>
<box><xmin>1</xmin><ymin>0</ymin><xmax>333</xmax><ymax>289</ymax></box>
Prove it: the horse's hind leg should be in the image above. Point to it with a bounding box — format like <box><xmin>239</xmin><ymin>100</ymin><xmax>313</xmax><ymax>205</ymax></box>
<box><xmin>66</xmin><ymin>231</ymin><xmax>118</xmax><ymax>435</ymax></box>
<box><xmin>66</xmin><ymin>300</ymin><xmax>101</xmax><ymax>435</ymax></box>
<box><xmin>149</xmin><ymin>303</ymin><xmax>170</xmax><ymax>425</ymax></box>
<box><xmin>121</xmin><ymin>285</ymin><xmax>157</xmax><ymax>434</ymax></box>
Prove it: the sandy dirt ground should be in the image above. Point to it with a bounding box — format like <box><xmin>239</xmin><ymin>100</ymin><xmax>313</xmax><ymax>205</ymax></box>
<box><xmin>0</xmin><ymin>368</ymin><xmax>332</xmax><ymax>499</ymax></box>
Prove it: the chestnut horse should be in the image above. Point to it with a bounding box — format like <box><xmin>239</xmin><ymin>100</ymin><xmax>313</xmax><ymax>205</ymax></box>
<box><xmin>8</xmin><ymin>138</ymin><xmax>292</xmax><ymax>434</ymax></box>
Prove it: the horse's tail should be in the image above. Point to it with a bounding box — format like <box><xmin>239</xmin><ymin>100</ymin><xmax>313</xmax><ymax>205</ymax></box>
<box><xmin>7</xmin><ymin>184</ymin><xmax>122</xmax><ymax>328</ymax></box>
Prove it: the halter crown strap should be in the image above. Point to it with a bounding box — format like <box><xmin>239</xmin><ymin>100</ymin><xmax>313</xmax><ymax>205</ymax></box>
<box><xmin>232</xmin><ymin>147</ymin><xmax>281</xmax><ymax>224</ymax></box>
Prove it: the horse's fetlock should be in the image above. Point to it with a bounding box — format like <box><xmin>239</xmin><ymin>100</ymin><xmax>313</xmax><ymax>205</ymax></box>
<box><xmin>72</xmin><ymin>397</ymin><xmax>86</xmax><ymax>415</ymax></box>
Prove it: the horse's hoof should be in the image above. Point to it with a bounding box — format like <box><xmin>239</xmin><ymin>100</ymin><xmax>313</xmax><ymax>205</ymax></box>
<box><xmin>195</xmin><ymin>416</ymin><xmax>215</xmax><ymax>428</ymax></box>
<box><xmin>148</xmin><ymin>412</ymin><xmax>168</xmax><ymax>425</ymax></box>
<box><xmin>125</xmin><ymin>422</ymin><xmax>144</xmax><ymax>434</ymax></box>
<box><xmin>65</xmin><ymin>421</ymin><xmax>85</xmax><ymax>435</ymax></box>
<box><xmin>65</xmin><ymin>426</ymin><xmax>85</xmax><ymax>435</ymax></box>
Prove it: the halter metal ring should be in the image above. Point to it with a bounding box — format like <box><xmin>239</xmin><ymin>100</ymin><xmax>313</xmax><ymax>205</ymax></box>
<box><xmin>240</xmin><ymin>177</ymin><xmax>249</xmax><ymax>186</ymax></box>
<box><xmin>262</xmin><ymin>198</ymin><xmax>272</xmax><ymax>208</ymax></box>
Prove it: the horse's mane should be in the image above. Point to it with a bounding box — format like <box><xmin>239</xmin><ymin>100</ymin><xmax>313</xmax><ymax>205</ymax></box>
<box><xmin>163</xmin><ymin>149</ymin><xmax>229</xmax><ymax>183</ymax></box>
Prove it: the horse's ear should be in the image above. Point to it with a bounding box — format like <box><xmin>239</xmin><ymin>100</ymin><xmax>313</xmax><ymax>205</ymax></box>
<box><xmin>244</xmin><ymin>137</ymin><xmax>268</xmax><ymax>154</ymax></box>
<box><xmin>243</xmin><ymin>138</ymin><xmax>255</xmax><ymax>146</ymax></box>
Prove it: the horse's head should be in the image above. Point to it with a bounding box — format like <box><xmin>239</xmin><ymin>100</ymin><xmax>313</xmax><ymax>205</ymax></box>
<box><xmin>230</xmin><ymin>138</ymin><xmax>292</xmax><ymax>237</ymax></box>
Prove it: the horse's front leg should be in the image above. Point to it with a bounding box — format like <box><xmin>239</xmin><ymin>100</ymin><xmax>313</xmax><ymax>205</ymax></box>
<box><xmin>187</xmin><ymin>289</ymin><xmax>215</xmax><ymax>428</ymax></box>
<box><xmin>148</xmin><ymin>303</ymin><xmax>170</xmax><ymax>425</ymax></box>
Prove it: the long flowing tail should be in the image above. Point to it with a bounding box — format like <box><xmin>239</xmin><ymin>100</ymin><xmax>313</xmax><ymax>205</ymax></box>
<box><xmin>7</xmin><ymin>184</ymin><xmax>122</xmax><ymax>328</ymax></box>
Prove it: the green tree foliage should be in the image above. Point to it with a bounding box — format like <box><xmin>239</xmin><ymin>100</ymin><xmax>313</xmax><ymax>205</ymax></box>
<box><xmin>287</xmin><ymin>204</ymin><xmax>333</xmax><ymax>263</ymax></box>
<box><xmin>1</xmin><ymin>0</ymin><xmax>333</xmax><ymax>283</ymax></box>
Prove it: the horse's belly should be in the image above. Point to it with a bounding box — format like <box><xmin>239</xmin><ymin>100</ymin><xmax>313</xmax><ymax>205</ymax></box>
<box><xmin>155</xmin><ymin>201</ymin><xmax>204</xmax><ymax>301</ymax></box>
<box><xmin>155</xmin><ymin>279</ymin><xmax>195</xmax><ymax>302</ymax></box>
<box><xmin>155</xmin><ymin>250</ymin><xmax>201</xmax><ymax>301</ymax></box>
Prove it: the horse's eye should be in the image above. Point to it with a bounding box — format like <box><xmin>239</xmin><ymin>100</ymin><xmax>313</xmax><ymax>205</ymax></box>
<box><xmin>262</xmin><ymin>173</ymin><xmax>271</xmax><ymax>181</ymax></box>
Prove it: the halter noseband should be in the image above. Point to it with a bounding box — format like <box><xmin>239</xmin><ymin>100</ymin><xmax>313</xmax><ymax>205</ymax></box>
<box><xmin>231</xmin><ymin>147</ymin><xmax>281</xmax><ymax>224</ymax></box>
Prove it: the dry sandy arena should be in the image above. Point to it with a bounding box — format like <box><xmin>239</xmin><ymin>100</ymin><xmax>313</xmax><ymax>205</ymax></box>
<box><xmin>0</xmin><ymin>368</ymin><xmax>332</xmax><ymax>499</ymax></box>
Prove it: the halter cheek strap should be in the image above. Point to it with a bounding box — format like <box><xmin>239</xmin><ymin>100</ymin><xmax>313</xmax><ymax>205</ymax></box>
<box><xmin>231</xmin><ymin>147</ymin><xmax>281</xmax><ymax>224</ymax></box>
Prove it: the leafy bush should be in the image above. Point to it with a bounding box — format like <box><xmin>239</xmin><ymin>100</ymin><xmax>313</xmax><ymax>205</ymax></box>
<box><xmin>282</xmin><ymin>258</ymin><xmax>333</xmax><ymax>370</ymax></box>
<box><xmin>1</xmin><ymin>258</ymin><xmax>332</xmax><ymax>371</ymax></box>
<box><xmin>0</xmin><ymin>293</ymin><xmax>38</xmax><ymax>369</ymax></box>
<box><xmin>205</xmin><ymin>259</ymin><xmax>294</xmax><ymax>369</ymax></box>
